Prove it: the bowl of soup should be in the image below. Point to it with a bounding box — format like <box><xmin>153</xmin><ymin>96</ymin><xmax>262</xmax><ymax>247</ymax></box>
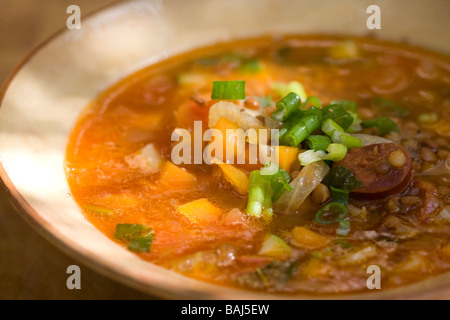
<box><xmin>1</xmin><ymin>0</ymin><xmax>449</xmax><ymax>299</ymax></box>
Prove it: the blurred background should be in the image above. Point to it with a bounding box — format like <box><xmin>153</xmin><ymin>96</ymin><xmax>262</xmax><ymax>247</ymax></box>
<box><xmin>0</xmin><ymin>0</ymin><xmax>154</xmax><ymax>299</ymax></box>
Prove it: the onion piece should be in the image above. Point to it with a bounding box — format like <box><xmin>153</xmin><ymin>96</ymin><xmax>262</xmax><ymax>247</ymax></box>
<box><xmin>275</xmin><ymin>161</ymin><xmax>330</xmax><ymax>211</ymax></box>
<box><xmin>125</xmin><ymin>143</ymin><xmax>163</xmax><ymax>174</ymax></box>
<box><xmin>417</xmin><ymin>158</ymin><xmax>450</xmax><ymax>176</ymax></box>
<box><xmin>349</xmin><ymin>133</ymin><xmax>394</xmax><ymax>146</ymax></box>
<box><xmin>208</xmin><ymin>101</ymin><xmax>264</xmax><ymax>130</ymax></box>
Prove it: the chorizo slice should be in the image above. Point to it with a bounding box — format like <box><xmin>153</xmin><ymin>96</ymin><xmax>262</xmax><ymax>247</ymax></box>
<box><xmin>333</xmin><ymin>143</ymin><xmax>413</xmax><ymax>198</ymax></box>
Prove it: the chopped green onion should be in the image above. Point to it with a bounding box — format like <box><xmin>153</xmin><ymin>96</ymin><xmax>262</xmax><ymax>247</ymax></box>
<box><xmin>306</xmin><ymin>135</ymin><xmax>331</xmax><ymax>151</ymax></box>
<box><xmin>261</xmin><ymin>162</ymin><xmax>293</xmax><ymax>201</ymax></box>
<box><xmin>83</xmin><ymin>204</ymin><xmax>113</xmax><ymax>215</ymax></box>
<box><xmin>211</xmin><ymin>80</ymin><xmax>246</xmax><ymax>100</ymax></box>
<box><xmin>272</xmin><ymin>81</ymin><xmax>307</xmax><ymax>102</ymax></box>
<box><xmin>314</xmin><ymin>202</ymin><xmax>348</xmax><ymax>224</ymax></box>
<box><xmin>238</xmin><ymin>58</ymin><xmax>263</xmax><ymax>73</ymax></box>
<box><xmin>322</xmin><ymin>104</ymin><xmax>354</xmax><ymax>130</ymax></box>
<box><xmin>324</xmin><ymin>143</ymin><xmax>347</xmax><ymax>162</ymax></box>
<box><xmin>128</xmin><ymin>234</ymin><xmax>155</xmax><ymax>253</ymax></box>
<box><xmin>373</xmin><ymin>98</ymin><xmax>409</xmax><ymax>117</ymax></box>
<box><xmin>303</xmin><ymin>96</ymin><xmax>322</xmax><ymax>109</ymax></box>
<box><xmin>418</xmin><ymin>113</ymin><xmax>438</xmax><ymax>125</ymax></box>
<box><xmin>271</xmin><ymin>92</ymin><xmax>302</xmax><ymax>122</ymax></box>
<box><xmin>114</xmin><ymin>224</ymin><xmax>151</xmax><ymax>241</ymax></box>
<box><xmin>114</xmin><ymin>224</ymin><xmax>155</xmax><ymax>253</ymax></box>
<box><xmin>330</xmin><ymin>100</ymin><xmax>362</xmax><ymax>133</ymax></box>
<box><xmin>322</xmin><ymin>119</ymin><xmax>362</xmax><ymax>149</ymax></box>
<box><xmin>281</xmin><ymin>107</ymin><xmax>323</xmax><ymax>147</ymax></box>
<box><xmin>336</xmin><ymin>220</ymin><xmax>351</xmax><ymax>237</ymax></box>
<box><xmin>246</xmin><ymin>170</ymin><xmax>266</xmax><ymax>217</ymax></box>
<box><xmin>361</xmin><ymin>117</ymin><xmax>399</xmax><ymax>136</ymax></box>
<box><xmin>330</xmin><ymin>186</ymin><xmax>350</xmax><ymax>204</ymax></box>
<box><xmin>298</xmin><ymin>150</ymin><xmax>326</xmax><ymax>166</ymax></box>
<box><xmin>322</xmin><ymin>166</ymin><xmax>364</xmax><ymax>191</ymax></box>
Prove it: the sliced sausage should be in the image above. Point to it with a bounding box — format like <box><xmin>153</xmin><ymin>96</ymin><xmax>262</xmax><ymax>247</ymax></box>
<box><xmin>333</xmin><ymin>143</ymin><xmax>413</xmax><ymax>199</ymax></box>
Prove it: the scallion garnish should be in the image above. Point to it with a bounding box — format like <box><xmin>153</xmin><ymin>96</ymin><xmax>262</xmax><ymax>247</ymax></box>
<box><xmin>336</xmin><ymin>220</ymin><xmax>351</xmax><ymax>236</ymax></box>
<box><xmin>361</xmin><ymin>117</ymin><xmax>399</xmax><ymax>136</ymax></box>
<box><xmin>322</xmin><ymin>119</ymin><xmax>362</xmax><ymax>149</ymax></box>
<box><xmin>314</xmin><ymin>202</ymin><xmax>348</xmax><ymax>224</ymax></box>
<box><xmin>324</xmin><ymin>143</ymin><xmax>347</xmax><ymax>162</ymax></box>
<box><xmin>322</xmin><ymin>104</ymin><xmax>354</xmax><ymax>130</ymax></box>
<box><xmin>271</xmin><ymin>92</ymin><xmax>302</xmax><ymax>122</ymax></box>
<box><xmin>281</xmin><ymin>107</ymin><xmax>323</xmax><ymax>146</ymax></box>
<box><xmin>114</xmin><ymin>223</ymin><xmax>155</xmax><ymax>253</ymax></box>
<box><xmin>322</xmin><ymin>166</ymin><xmax>364</xmax><ymax>191</ymax></box>
<box><xmin>330</xmin><ymin>186</ymin><xmax>350</xmax><ymax>204</ymax></box>
<box><xmin>211</xmin><ymin>80</ymin><xmax>246</xmax><ymax>100</ymax></box>
<box><xmin>306</xmin><ymin>135</ymin><xmax>331</xmax><ymax>151</ymax></box>
<box><xmin>246</xmin><ymin>170</ymin><xmax>267</xmax><ymax>217</ymax></box>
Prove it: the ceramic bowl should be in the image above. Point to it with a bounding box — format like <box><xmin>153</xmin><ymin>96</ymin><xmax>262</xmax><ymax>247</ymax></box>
<box><xmin>1</xmin><ymin>0</ymin><xmax>449</xmax><ymax>299</ymax></box>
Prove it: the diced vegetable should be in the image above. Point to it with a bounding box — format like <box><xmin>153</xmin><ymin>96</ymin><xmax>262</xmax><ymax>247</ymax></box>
<box><xmin>314</xmin><ymin>202</ymin><xmax>348</xmax><ymax>224</ymax></box>
<box><xmin>159</xmin><ymin>161</ymin><xmax>196</xmax><ymax>188</ymax></box>
<box><xmin>298</xmin><ymin>150</ymin><xmax>326</xmax><ymax>166</ymax></box>
<box><xmin>322</xmin><ymin>119</ymin><xmax>362</xmax><ymax>149</ymax></box>
<box><xmin>281</xmin><ymin>107</ymin><xmax>323</xmax><ymax>146</ymax></box>
<box><xmin>246</xmin><ymin>170</ymin><xmax>267</xmax><ymax>217</ymax></box>
<box><xmin>261</xmin><ymin>162</ymin><xmax>293</xmax><ymax>202</ymax></box>
<box><xmin>83</xmin><ymin>204</ymin><xmax>114</xmax><ymax>215</ymax></box>
<box><xmin>211</xmin><ymin>80</ymin><xmax>246</xmax><ymax>100</ymax></box>
<box><xmin>349</xmin><ymin>133</ymin><xmax>394</xmax><ymax>146</ymax></box>
<box><xmin>324</xmin><ymin>143</ymin><xmax>347</xmax><ymax>162</ymax></box>
<box><xmin>258</xmin><ymin>234</ymin><xmax>292</xmax><ymax>258</ymax></box>
<box><xmin>337</xmin><ymin>245</ymin><xmax>377</xmax><ymax>267</ymax></box>
<box><xmin>213</xmin><ymin>117</ymin><xmax>244</xmax><ymax>161</ymax></box>
<box><xmin>362</xmin><ymin>117</ymin><xmax>399</xmax><ymax>135</ymax></box>
<box><xmin>418</xmin><ymin>113</ymin><xmax>438</xmax><ymax>125</ymax></box>
<box><xmin>114</xmin><ymin>223</ymin><xmax>152</xmax><ymax>241</ymax></box>
<box><xmin>177</xmin><ymin>72</ymin><xmax>205</xmax><ymax>86</ymax></box>
<box><xmin>322</xmin><ymin>104</ymin><xmax>354</xmax><ymax>130</ymax></box>
<box><xmin>330</xmin><ymin>186</ymin><xmax>350</xmax><ymax>204</ymax></box>
<box><xmin>322</xmin><ymin>166</ymin><xmax>364</xmax><ymax>190</ymax></box>
<box><xmin>275</xmin><ymin>161</ymin><xmax>330</xmax><ymax>211</ymax></box>
<box><xmin>327</xmin><ymin>40</ymin><xmax>359</xmax><ymax>60</ymax></box>
<box><xmin>271</xmin><ymin>92</ymin><xmax>302</xmax><ymax>122</ymax></box>
<box><xmin>306</xmin><ymin>135</ymin><xmax>331</xmax><ymax>151</ymax></box>
<box><xmin>212</xmin><ymin>159</ymin><xmax>249</xmax><ymax>195</ymax></box>
<box><xmin>298</xmin><ymin>143</ymin><xmax>347</xmax><ymax>166</ymax></box>
<box><xmin>125</xmin><ymin>143</ymin><xmax>164</xmax><ymax>174</ymax></box>
<box><xmin>208</xmin><ymin>101</ymin><xmax>263</xmax><ymax>130</ymax></box>
<box><xmin>301</xmin><ymin>258</ymin><xmax>332</xmax><ymax>278</ymax></box>
<box><xmin>290</xmin><ymin>226</ymin><xmax>330</xmax><ymax>249</ymax></box>
<box><xmin>442</xmin><ymin>243</ymin><xmax>450</xmax><ymax>261</ymax></box>
<box><xmin>272</xmin><ymin>81</ymin><xmax>307</xmax><ymax>102</ymax></box>
<box><xmin>331</xmin><ymin>100</ymin><xmax>362</xmax><ymax>133</ymax></box>
<box><xmin>114</xmin><ymin>223</ymin><xmax>155</xmax><ymax>253</ymax></box>
<box><xmin>276</xmin><ymin>146</ymin><xmax>300</xmax><ymax>173</ymax></box>
<box><xmin>177</xmin><ymin>198</ymin><xmax>222</xmax><ymax>223</ymax></box>
<box><xmin>336</xmin><ymin>220</ymin><xmax>351</xmax><ymax>236</ymax></box>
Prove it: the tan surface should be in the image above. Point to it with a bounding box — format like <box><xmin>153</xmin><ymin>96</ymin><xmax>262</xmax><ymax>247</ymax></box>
<box><xmin>0</xmin><ymin>0</ymin><xmax>155</xmax><ymax>300</ymax></box>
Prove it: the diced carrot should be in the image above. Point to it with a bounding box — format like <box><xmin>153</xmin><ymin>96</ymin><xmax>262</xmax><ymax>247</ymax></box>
<box><xmin>177</xmin><ymin>198</ymin><xmax>222</xmax><ymax>223</ymax></box>
<box><xmin>442</xmin><ymin>243</ymin><xmax>450</xmax><ymax>261</ymax></box>
<box><xmin>159</xmin><ymin>161</ymin><xmax>196</xmax><ymax>188</ymax></box>
<box><xmin>290</xmin><ymin>226</ymin><xmax>330</xmax><ymax>249</ymax></box>
<box><xmin>276</xmin><ymin>146</ymin><xmax>300</xmax><ymax>173</ymax></box>
<box><xmin>213</xmin><ymin>117</ymin><xmax>245</xmax><ymax>162</ymax></box>
<box><xmin>212</xmin><ymin>159</ymin><xmax>249</xmax><ymax>195</ymax></box>
<box><xmin>301</xmin><ymin>258</ymin><xmax>332</xmax><ymax>278</ymax></box>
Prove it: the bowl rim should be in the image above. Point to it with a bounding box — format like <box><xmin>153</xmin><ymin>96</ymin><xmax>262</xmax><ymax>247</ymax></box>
<box><xmin>1</xmin><ymin>0</ymin><xmax>450</xmax><ymax>300</ymax></box>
